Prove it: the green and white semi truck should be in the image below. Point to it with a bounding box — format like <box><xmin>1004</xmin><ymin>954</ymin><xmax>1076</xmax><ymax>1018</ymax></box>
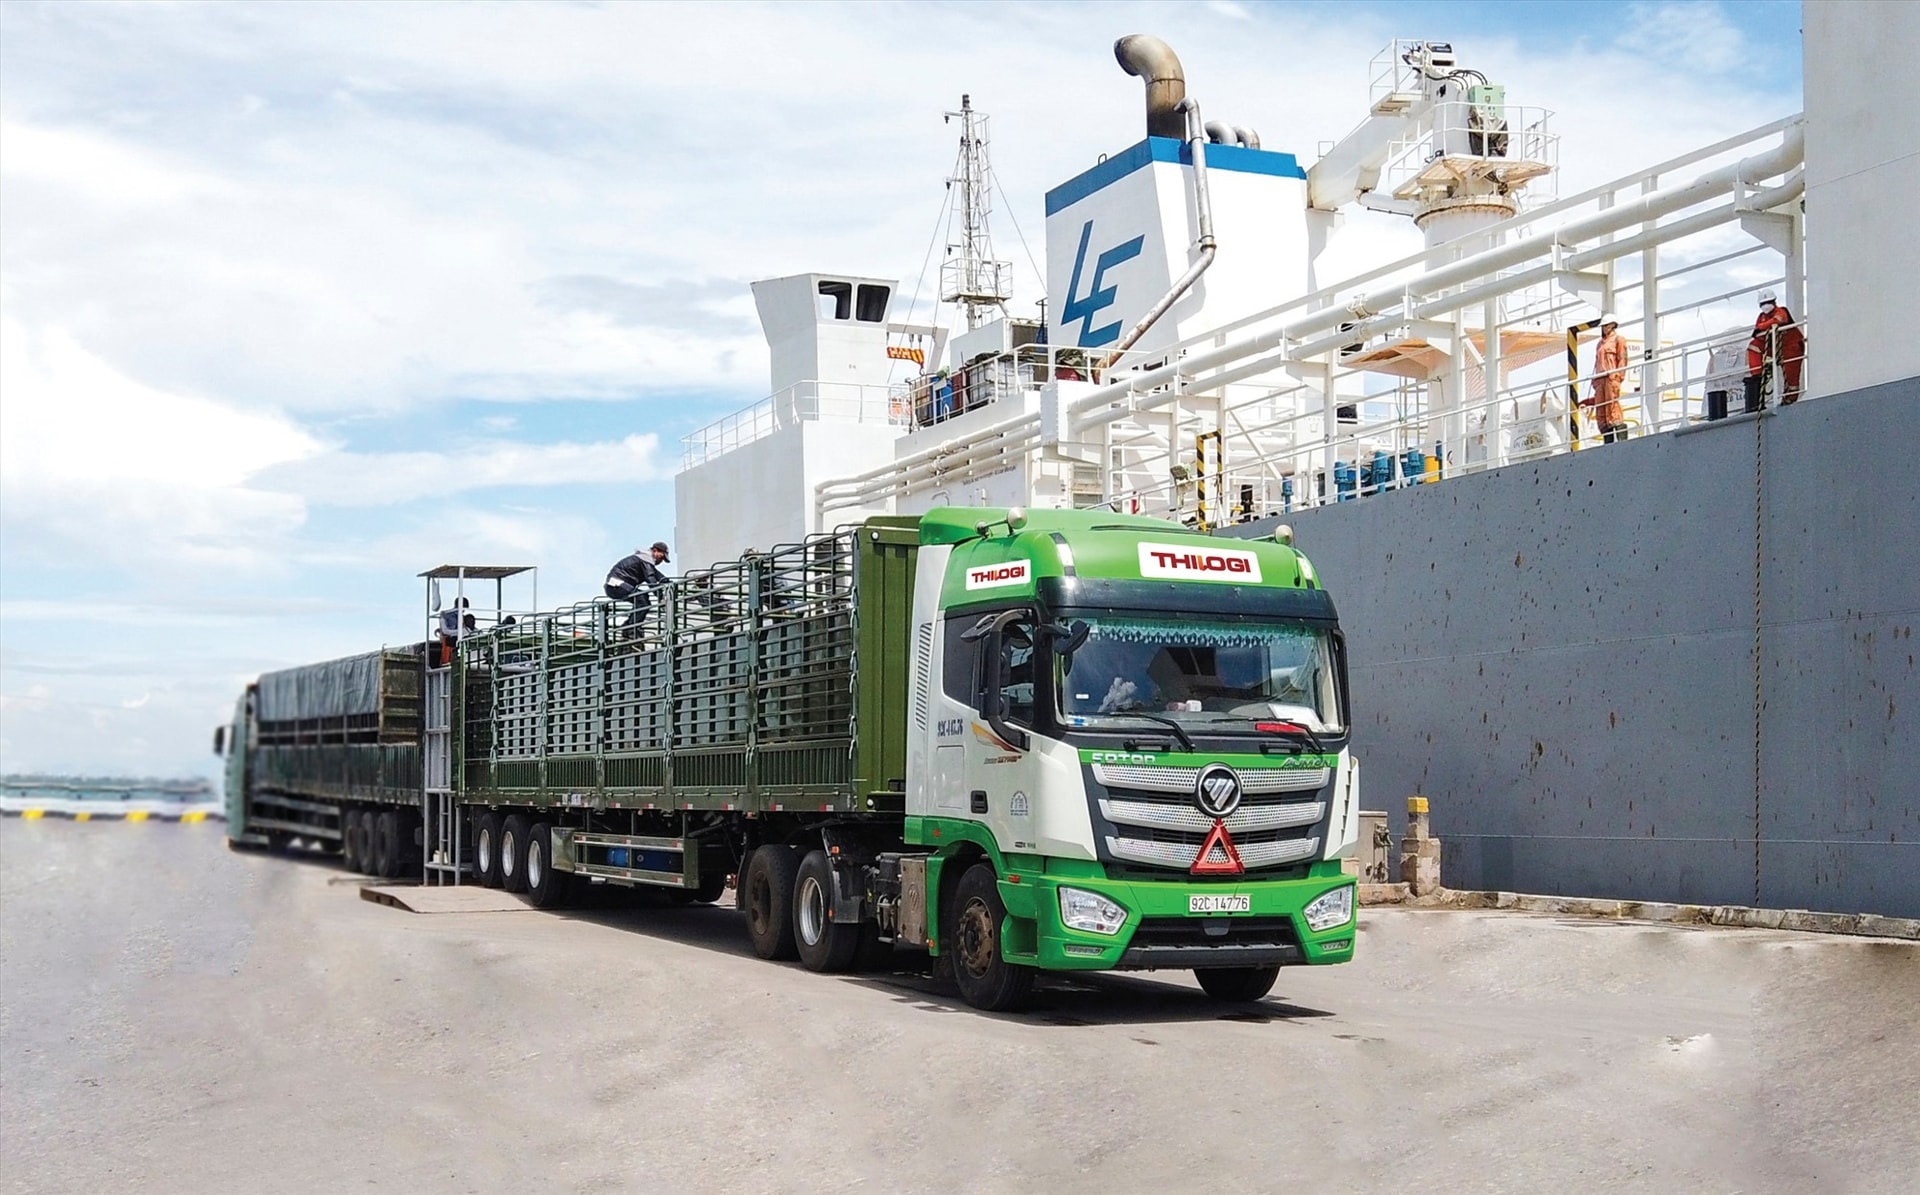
<box><xmin>220</xmin><ymin>507</ymin><xmax>1359</xmax><ymax>1010</ymax></box>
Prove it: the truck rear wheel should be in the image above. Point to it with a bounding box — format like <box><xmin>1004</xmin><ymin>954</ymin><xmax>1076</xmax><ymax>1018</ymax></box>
<box><xmin>1194</xmin><ymin>964</ymin><xmax>1281</xmax><ymax>1003</ymax></box>
<box><xmin>499</xmin><ymin>813</ymin><xmax>530</xmax><ymax>894</ymax></box>
<box><xmin>793</xmin><ymin>849</ymin><xmax>860</xmax><ymax>973</ymax></box>
<box><xmin>342</xmin><ymin>809</ymin><xmax>366</xmax><ymax>873</ymax></box>
<box><xmin>744</xmin><ymin>845</ymin><xmax>800</xmax><ymax>961</ymax></box>
<box><xmin>948</xmin><ymin>863</ymin><xmax>1034</xmax><ymax>1012</ymax></box>
<box><xmin>374</xmin><ymin>810</ymin><xmax>401</xmax><ymax>878</ymax></box>
<box><xmin>472</xmin><ymin>811</ymin><xmax>500</xmax><ymax>888</ymax></box>
<box><xmin>523</xmin><ymin>822</ymin><xmax>570</xmax><ymax>909</ymax></box>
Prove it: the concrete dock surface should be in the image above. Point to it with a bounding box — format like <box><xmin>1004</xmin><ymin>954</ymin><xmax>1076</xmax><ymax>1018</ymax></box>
<box><xmin>3</xmin><ymin>818</ymin><xmax>1915</xmax><ymax>1194</ymax></box>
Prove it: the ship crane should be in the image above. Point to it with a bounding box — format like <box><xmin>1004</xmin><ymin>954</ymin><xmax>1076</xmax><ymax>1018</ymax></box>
<box><xmin>1307</xmin><ymin>40</ymin><xmax>1553</xmax><ymax>247</ymax></box>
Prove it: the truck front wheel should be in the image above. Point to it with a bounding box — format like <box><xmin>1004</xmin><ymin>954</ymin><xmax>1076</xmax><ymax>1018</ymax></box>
<box><xmin>1194</xmin><ymin>964</ymin><xmax>1281</xmax><ymax>1002</ymax></box>
<box><xmin>793</xmin><ymin>849</ymin><xmax>860</xmax><ymax>973</ymax></box>
<box><xmin>744</xmin><ymin>845</ymin><xmax>800</xmax><ymax>961</ymax></box>
<box><xmin>948</xmin><ymin>864</ymin><xmax>1034</xmax><ymax>1012</ymax></box>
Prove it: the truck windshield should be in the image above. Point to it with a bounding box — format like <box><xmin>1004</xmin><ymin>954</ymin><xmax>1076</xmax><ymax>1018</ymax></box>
<box><xmin>1057</xmin><ymin>615</ymin><xmax>1343</xmax><ymax>736</ymax></box>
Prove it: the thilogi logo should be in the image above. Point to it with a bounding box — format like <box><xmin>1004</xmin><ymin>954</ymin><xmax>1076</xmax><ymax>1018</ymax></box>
<box><xmin>1137</xmin><ymin>542</ymin><xmax>1263</xmax><ymax>583</ymax></box>
<box><xmin>965</xmin><ymin>560</ymin><xmax>1031</xmax><ymax>590</ymax></box>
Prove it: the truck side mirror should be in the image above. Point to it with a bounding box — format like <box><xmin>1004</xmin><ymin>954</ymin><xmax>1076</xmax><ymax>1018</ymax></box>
<box><xmin>212</xmin><ymin>726</ymin><xmax>227</xmax><ymax>757</ymax></box>
<box><xmin>1041</xmin><ymin>619</ymin><xmax>1090</xmax><ymax>667</ymax></box>
<box><xmin>963</xmin><ymin>609</ymin><xmax>1033</xmax><ymax>752</ymax></box>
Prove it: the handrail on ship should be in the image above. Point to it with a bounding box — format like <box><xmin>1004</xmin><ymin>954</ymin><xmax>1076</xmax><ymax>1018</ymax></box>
<box><xmin>814</xmin><ymin>114</ymin><xmax>1807</xmax><ymax>524</ymax></box>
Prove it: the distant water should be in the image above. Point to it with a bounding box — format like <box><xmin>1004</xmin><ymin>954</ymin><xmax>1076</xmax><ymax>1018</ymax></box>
<box><xmin>0</xmin><ymin>775</ymin><xmax>223</xmax><ymax>819</ymax></box>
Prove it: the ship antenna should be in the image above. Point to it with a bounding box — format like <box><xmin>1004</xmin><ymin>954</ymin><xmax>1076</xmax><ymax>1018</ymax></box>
<box><xmin>941</xmin><ymin>94</ymin><xmax>1014</xmax><ymax>330</ymax></box>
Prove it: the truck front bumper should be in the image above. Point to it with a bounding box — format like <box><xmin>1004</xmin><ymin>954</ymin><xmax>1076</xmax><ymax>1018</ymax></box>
<box><xmin>1007</xmin><ymin>865</ymin><xmax>1357</xmax><ymax>972</ymax></box>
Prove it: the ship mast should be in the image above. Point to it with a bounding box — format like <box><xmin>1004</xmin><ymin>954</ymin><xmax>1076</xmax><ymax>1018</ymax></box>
<box><xmin>941</xmin><ymin>94</ymin><xmax>1013</xmax><ymax>331</ymax></box>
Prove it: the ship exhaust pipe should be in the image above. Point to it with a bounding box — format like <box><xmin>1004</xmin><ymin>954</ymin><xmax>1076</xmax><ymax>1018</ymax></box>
<box><xmin>1115</xmin><ymin>34</ymin><xmax>1187</xmax><ymax>139</ymax></box>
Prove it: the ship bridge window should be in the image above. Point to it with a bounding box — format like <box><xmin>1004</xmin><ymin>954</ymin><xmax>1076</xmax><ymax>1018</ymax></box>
<box><xmin>856</xmin><ymin>284</ymin><xmax>890</xmax><ymax>323</ymax></box>
<box><xmin>817</xmin><ymin>280</ymin><xmax>853</xmax><ymax>321</ymax></box>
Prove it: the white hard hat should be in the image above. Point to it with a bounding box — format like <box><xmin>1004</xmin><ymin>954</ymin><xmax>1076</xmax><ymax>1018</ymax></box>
<box><xmin>1599</xmin><ymin>312</ymin><xmax>1617</xmax><ymax>326</ymax></box>
<box><xmin>1759</xmin><ymin>290</ymin><xmax>1777</xmax><ymax>305</ymax></box>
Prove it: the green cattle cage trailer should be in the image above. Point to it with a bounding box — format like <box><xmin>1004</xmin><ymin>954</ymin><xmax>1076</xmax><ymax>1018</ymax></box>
<box><xmin>220</xmin><ymin>508</ymin><xmax>1362</xmax><ymax>1010</ymax></box>
<box><xmin>222</xmin><ymin>647</ymin><xmax>425</xmax><ymax>877</ymax></box>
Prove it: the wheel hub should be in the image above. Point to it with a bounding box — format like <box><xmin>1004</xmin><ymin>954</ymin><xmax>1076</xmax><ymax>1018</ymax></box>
<box><xmin>798</xmin><ymin>876</ymin><xmax>826</xmax><ymax>946</ymax></box>
<box><xmin>956</xmin><ymin>898</ymin><xmax>997</xmax><ymax>977</ymax></box>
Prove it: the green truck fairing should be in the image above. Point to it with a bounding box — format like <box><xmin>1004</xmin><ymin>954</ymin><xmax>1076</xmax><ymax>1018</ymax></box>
<box><xmin>908</xmin><ymin>508</ymin><xmax>1357</xmax><ymax>975</ymax></box>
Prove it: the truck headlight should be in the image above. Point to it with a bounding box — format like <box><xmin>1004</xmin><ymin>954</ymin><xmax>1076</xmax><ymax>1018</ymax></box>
<box><xmin>1303</xmin><ymin>886</ymin><xmax>1354</xmax><ymax>933</ymax></box>
<box><xmin>1058</xmin><ymin>887</ymin><xmax>1127</xmax><ymax>936</ymax></box>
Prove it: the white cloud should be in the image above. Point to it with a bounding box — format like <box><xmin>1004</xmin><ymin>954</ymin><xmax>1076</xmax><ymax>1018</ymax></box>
<box><xmin>259</xmin><ymin>433</ymin><xmax>664</xmax><ymax>507</ymax></box>
<box><xmin>0</xmin><ymin>309</ymin><xmax>321</xmax><ymax>488</ymax></box>
<box><xmin>1618</xmin><ymin>2</ymin><xmax>1748</xmax><ymax>75</ymax></box>
<box><xmin>0</xmin><ymin>0</ymin><xmax>1799</xmax><ymax>776</ymax></box>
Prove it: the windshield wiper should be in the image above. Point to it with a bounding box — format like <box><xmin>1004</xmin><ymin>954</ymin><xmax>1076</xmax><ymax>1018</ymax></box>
<box><xmin>1111</xmin><ymin>711</ymin><xmax>1196</xmax><ymax>752</ymax></box>
<box><xmin>1261</xmin><ymin>720</ymin><xmax>1326</xmax><ymax>754</ymax></box>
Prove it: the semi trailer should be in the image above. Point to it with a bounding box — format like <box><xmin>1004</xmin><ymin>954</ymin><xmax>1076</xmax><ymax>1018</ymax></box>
<box><xmin>219</xmin><ymin>507</ymin><xmax>1360</xmax><ymax>1010</ymax></box>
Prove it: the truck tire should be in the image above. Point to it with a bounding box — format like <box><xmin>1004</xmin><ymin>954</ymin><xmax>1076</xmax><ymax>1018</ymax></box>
<box><xmin>472</xmin><ymin>811</ymin><xmax>501</xmax><ymax>888</ymax></box>
<box><xmin>374</xmin><ymin>810</ymin><xmax>400</xmax><ymax>878</ymax></box>
<box><xmin>342</xmin><ymin>809</ymin><xmax>366</xmax><ymax>873</ymax></box>
<box><xmin>523</xmin><ymin>822</ymin><xmax>570</xmax><ymax>909</ymax></box>
<box><xmin>948</xmin><ymin>863</ymin><xmax>1034</xmax><ymax>1012</ymax></box>
<box><xmin>743</xmin><ymin>844</ymin><xmax>800</xmax><ymax>961</ymax></box>
<box><xmin>499</xmin><ymin>813</ymin><xmax>530</xmax><ymax>894</ymax></box>
<box><xmin>793</xmin><ymin>849</ymin><xmax>861</xmax><ymax>973</ymax></box>
<box><xmin>1194</xmin><ymin>964</ymin><xmax>1281</xmax><ymax>1003</ymax></box>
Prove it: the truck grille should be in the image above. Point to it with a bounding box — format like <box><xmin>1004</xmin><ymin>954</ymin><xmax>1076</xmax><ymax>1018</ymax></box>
<box><xmin>1092</xmin><ymin>763</ymin><xmax>1328</xmax><ymax>795</ymax></box>
<box><xmin>1103</xmin><ymin>833</ymin><xmax>1321</xmax><ymax>870</ymax></box>
<box><xmin>1092</xmin><ymin>762</ymin><xmax>1328</xmax><ymax>873</ymax></box>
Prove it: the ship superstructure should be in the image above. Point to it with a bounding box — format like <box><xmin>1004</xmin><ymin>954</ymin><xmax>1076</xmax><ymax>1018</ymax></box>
<box><xmin>674</xmin><ymin>31</ymin><xmax>1843</xmax><ymax>571</ymax></box>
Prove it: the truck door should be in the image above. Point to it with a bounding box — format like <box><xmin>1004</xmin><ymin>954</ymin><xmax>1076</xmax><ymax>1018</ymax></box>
<box><xmin>959</xmin><ymin>611</ymin><xmax>1043</xmax><ymax>851</ymax></box>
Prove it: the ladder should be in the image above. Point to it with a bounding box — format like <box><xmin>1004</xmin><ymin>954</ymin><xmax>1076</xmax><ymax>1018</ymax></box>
<box><xmin>422</xmin><ymin>661</ymin><xmax>462</xmax><ymax>885</ymax></box>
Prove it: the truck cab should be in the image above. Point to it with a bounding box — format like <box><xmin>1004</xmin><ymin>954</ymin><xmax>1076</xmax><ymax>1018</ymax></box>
<box><xmin>901</xmin><ymin>507</ymin><xmax>1359</xmax><ymax>1007</ymax></box>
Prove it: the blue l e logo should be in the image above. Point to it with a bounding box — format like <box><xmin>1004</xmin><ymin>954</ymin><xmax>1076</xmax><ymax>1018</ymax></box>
<box><xmin>1061</xmin><ymin>220</ymin><xmax>1145</xmax><ymax>348</ymax></box>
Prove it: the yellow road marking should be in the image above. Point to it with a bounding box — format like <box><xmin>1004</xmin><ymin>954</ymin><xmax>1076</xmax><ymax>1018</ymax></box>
<box><xmin>126</xmin><ymin>810</ymin><xmax>149</xmax><ymax>822</ymax></box>
<box><xmin>75</xmin><ymin>811</ymin><xmax>92</xmax><ymax>822</ymax></box>
<box><xmin>22</xmin><ymin>809</ymin><xmax>44</xmax><ymax>820</ymax></box>
<box><xmin>181</xmin><ymin>810</ymin><xmax>206</xmax><ymax>824</ymax></box>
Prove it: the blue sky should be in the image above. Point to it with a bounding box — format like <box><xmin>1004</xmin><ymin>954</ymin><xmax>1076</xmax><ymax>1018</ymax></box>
<box><xmin>0</xmin><ymin>0</ymin><xmax>1803</xmax><ymax>780</ymax></box>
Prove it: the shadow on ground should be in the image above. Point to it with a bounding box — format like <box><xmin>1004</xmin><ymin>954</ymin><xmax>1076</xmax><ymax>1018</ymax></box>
<box><xmin>549</xmin><ymin>890</ymin><xmax>1336</xmax><ymax>1027</ymax></box>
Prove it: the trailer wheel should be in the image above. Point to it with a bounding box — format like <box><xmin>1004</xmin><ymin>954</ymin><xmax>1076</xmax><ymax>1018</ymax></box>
<box><xmin>523</xmin><ymin>822</ymin><xmax>570</xmax><ymax>908</ymax></box>
<box><xmin>793</xmin><ymin>850</ymin><xmax>861</xmax><ymax>973</ymax></box>
<box><xmin>499</xmin><ymin>814</ymin><xmax>530</xmax><ymax>894</ymax></box>
<box><xmin>1194</xmin><ymin>965</ymin><xmax>1281</xmax><ymax>1003</ymax></box>
<box><xmin>743</xmin><ymin>845</ymin><xmax>800</xmax><ymax>961</ymax></box>
<box><xmin>473</xmin><ymin>811</ymin><xmax>501</xmax><ymax>888</ymax></box>
<box><xmin>342</xmin><ymin>809</ymin><xmax>366</xmax><ymax>873</ymax></box>
<box><xmin>374</xmin><ymin>811</ymin><xmax>401</xmax><ymax>878</ymax></box>
<box><xmin>947</xmin><ymin>863</ymin><xmax>1034</xmax><ymax>1012</ymax></box>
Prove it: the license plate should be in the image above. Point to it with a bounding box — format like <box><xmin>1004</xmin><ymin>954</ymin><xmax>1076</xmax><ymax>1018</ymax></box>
<box><xmin>1189</xmin><ymin>893</ymin><xmax>1251</xmax><ymax>914</ymax></box>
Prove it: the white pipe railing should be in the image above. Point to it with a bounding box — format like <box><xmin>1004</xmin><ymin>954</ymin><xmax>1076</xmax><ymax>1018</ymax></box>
<box><xmin>816</xmin><ymin>116</ymin><xmax>1805</xmax><ymax>517</ymax></box>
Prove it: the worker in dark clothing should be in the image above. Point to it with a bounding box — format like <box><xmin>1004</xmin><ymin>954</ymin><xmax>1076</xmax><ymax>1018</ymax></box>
<box><xmin>605</xmin><ymin>541</ymin><xmax>672</xmax><ymax>630</ymax></box>
<box><xmin>1745</xmin><ymin>291</ymin><xmax>1807</xmax><ymax>410</ymax></box>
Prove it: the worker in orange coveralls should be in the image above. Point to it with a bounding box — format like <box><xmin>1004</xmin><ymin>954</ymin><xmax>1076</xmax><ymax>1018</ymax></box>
<box><xmin>1586</xmin><ymin>313</ymin><xmax>1630</xmax><ymax>444</ymax></box>
<box><xmin>1745</xmin><ymin>290</ymin><xmax>1806</xmax><ymax>410</ymax></box>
